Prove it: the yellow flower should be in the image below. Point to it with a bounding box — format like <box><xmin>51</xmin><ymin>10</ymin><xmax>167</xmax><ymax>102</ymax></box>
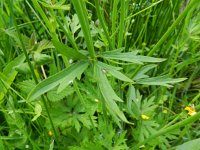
<box><xmin>141</xmin><ymin>114</ymin><xmax>150</xmax><ymax>120</ymax></box>
<box><xmin>48</xmin><ymin>131</ymin><xmax>53</xmax><ymax>136</ymax></box>
<box><xmin>185</xmin><ymin>104</ymin><xmax>196</xmax><ymax>116</ymax></box>
<box><xmin>162</xmin><ymin>109</ymin><xmax>167</xmax><ymax>114</ymax></box>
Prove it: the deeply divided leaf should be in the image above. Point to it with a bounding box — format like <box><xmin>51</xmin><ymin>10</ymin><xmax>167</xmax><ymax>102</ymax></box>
<box><xmin>28</xmin><ymin>61</ymin><xmax>88</xmax><ymax>100</ymax></box>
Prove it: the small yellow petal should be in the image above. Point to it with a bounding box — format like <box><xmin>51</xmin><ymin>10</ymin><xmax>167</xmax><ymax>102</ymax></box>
<box><xmin>162</xmin><ymin>109</ymin><xmax>167</xmax><ymax>114</ymax></box>
<box><xmin>189</xmin><ymin>111</ymin><xmax>196</xmax><ymax>116</ymax></box>
<box><xmin>185</xmin><ymin>105</ymin><xmax>196</xmax><ymax>116</ymax></box>
<box><xmin>141</xmin><ymin>114</ymin><xmax>150</xmax><ymax>120</ymax></box>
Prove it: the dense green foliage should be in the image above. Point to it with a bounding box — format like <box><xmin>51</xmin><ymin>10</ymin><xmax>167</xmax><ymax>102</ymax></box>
<box><xmin>0</xmin><ymin>0</ymin><xmax>200</xmax><ymax>149</ymax></box>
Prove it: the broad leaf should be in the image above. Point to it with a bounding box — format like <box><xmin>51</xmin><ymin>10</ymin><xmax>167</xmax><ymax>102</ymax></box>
<box><xmin>175</xmin><ymin>138</ymin><xmax>200</xmax><ymax>150</ymax></box>
<box><xmin>28</xmin><ymin>61</ymin><xmax>88</xmax><ymax>100</ymax></box>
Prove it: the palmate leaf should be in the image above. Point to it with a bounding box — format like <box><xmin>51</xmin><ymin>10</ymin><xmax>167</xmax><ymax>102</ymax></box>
<box><xmin>28</xmin><ymin>61</ymin><xmax>88</xmax><ymax>101</ymax></box>
<box><xmin>95</xmin><ymin>63</ymin><xmax>129</xmax><ymax>125</ymax></box>
<box><xmin>102</xmin><ymin>51</ymin><xmax>165</xmax><ymax>64</ymax></box>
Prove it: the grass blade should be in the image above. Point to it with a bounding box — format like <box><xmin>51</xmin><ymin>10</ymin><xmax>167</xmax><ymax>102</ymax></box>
<box><xmin>71</xmin><ymin>0</ymin><xmax>96</xmax><ymax>58</ymax></box>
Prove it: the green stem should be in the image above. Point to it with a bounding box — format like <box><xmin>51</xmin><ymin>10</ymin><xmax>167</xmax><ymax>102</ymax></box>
<box><xmin>71</xmin><ymin>0</ymin><xmax>96</xmax><ymax>59</ymax></box>
<box><xmin>117</xmin><ymin>0</ymin><xmax>125</xmax><ymax>48</ymax></box>
<box><xmin>111</xmin><ymin>0</ymin><xmax>119</xmax><ymax>48</ymax></box>
<box><xmin>148</xmin><ymin>0</ymin><xmax>199</xmax><ymax>56</ymax></box>
<box><xmin>8</xmin><ymin>0</ymin><xmax>58</xmax><ymax>140</ymax></box>
<box><xmin>134</xmin><ymin>112</ymin><xmax>200</xmax><ymax>148</ymax></box>
<box><xmin>94</xmin><ymin>0</ymin><xmax>113</xmax><ymax>50</ymax></box>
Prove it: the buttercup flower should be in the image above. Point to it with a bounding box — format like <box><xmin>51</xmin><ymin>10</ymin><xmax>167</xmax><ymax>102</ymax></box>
<box><xmin>185</xmin><ymin>104</ymin><xmax>196</xmax><ymax>116</ymax></box>
<box><xmin>141</xmin><ymin>114</ymin><xmax>150</xmax><ymax>120</ymax></box>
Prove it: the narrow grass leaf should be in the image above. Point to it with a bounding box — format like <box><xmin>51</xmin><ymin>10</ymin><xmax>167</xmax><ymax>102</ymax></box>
<box><xmin>0</xmin><ymin>49</ymin><xmax>4</xmax><ymax>56</ymax></box>
<box><xmin>28</xmin><ymin>61</ymin><xmax>88</xmax><ymax>100</ymax></box>
<box><xmin>71</xmin><ymin>0</ymin><xmax>95</xmax><ymax>58</ymax></box>
<box><xmin>52</xmin><ymin>39</ymin><xmax>87</xmax><ymax>60</ymax></box>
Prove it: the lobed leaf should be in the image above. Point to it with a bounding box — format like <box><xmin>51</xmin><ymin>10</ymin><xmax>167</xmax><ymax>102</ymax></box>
<box><xmin>136</xmin><ymin>75</ymin><xmax>187</xmax><ymax>87</ymax></box>
<box><xmin>102</xmin><ymin>51</ymin><xmax>165</xmax><ymax>64</ymax></box>
<box><xmin>95</xmin><ymin>63</ymin><xmax>130</xmax><ymax>124</ymax></box>
<box><xmin>28</xmin><ymin>61</ymin><xmax>88</xmax><ymax>101</ymax></box>
<box><xmin>39</xmin><ymin>0</ymin><xmax>70</xmax><ymax>10</ymax></box>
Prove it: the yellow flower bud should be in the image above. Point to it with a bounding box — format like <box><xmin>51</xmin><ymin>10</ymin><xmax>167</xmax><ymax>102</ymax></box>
<box><xmin>141</xmin><ymin>114</ymin><xmax>150</xmax><ymax>120</ymax></box>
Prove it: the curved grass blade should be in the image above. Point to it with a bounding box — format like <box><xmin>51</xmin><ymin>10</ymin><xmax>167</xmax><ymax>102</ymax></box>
<box><xmin>52</xmin><ymin>39</ymin><xmax>87</xmax><ymax>60</ymax></box>
<box><xmin>71</xmin><ymin>0</ymin><xmax>95</xmax><ymax>58</ymax></box>
<box><xmin>28</xmin><ymin>61</ymin><xmax>88</xmax><ymax>101</ymax></box>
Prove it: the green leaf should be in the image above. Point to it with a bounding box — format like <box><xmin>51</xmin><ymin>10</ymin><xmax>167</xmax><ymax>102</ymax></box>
<box><xmin>52</xmin><ymin>39</ymin><xmax>87</xmax><ymax>60</ymax></box>
<box><xmin>175</xmin><ymin>138</ymin><xmax>200</xmax><ymax>150</ymax></box>
<box><xmin>71</xmin><ymin>0</ymin><xmax>95</xmax><ymax>58</ymax></box>
<box><xmin>0</xmin><ymin>48</ymin><xmax>4</xmax><ymax>56</ymax></box>
<box><xmin>31</xmin><ymin>103</ymin><xmax>42</xmax><ymax>121</ymax></box>
<box><xmin>97</xmin><ymin>62</ymin><xmax>133</xmax><ymax>82</ymax></box>
<box><xmin>33</xmin><ymin>52</ymin><xmax>52</xmax><ymax>65</ymax></box>
<box><xmin>28</xmin><ymin>61</ymin><xmax>88</xmax><ymax>100</ymax></box>
<box><xmin>49</xmin><ymin>140</ymin><xmax>54</xmax><ymax>150</ymax></box>
<box><xmin>0</xmin><ymin>54</ymin><xmax>26</xmax><ymax>101</ymax></box>
<box><xmin>14</xmin><ymin>61</ymin><xmax>36</xmax><ymax>74</ymax></box>
<box><xmin>17</xmin><ymin>80</ymin><xmax>36</xmax><ymax>95</ymax></box>
<box><xmin>47</xmin><ymin>86</ymin><xmax>75</xmax><ymax>102</ymax></box>
<box><xmin>102</xmin><ymin>51</ymin><xmax>165</xmax><ymax>64</ymax></box>
<box><xmin>96</xmin><ymin>63</ymin><xmax>129</xmax><ymax>124</ymax></box>
<box><xmin>39</xmin><ymin>0</ymin><xmax>70</xmax><ymax>10</ymax></box>
<box><xmin>133</xmin><ymin>64</ymin><xmax>157</xmax><ymax>80</ymax></box>
<box><xmin>136</xmin><ymin>75</ymin><xmax>187</xmax><ymax>87</ymax></box>
<box><xmin>127</xmin><ymin>85</ymin><xmax>141</xmax><ymax>119</ymax></box>
<box><xmin>35</xmin><ymin>39</ymin><xmax>54</xmax><ymax>52</ymax></box>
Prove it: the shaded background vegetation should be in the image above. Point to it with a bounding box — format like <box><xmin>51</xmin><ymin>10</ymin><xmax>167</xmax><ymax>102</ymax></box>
<box><xmin>0</xmin><ymin>0</ymin><xmax>200</xmax><ymax>149</ymax></box>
